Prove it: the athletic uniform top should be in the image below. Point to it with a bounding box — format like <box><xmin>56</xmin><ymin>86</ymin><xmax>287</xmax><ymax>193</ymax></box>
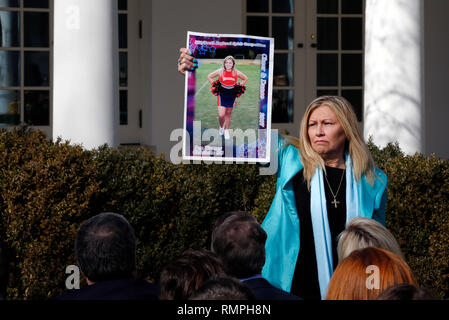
<box><xmin>219</xmin><ymin>70</ymin><xmax>238</xmax><ymax>89</ymax></box>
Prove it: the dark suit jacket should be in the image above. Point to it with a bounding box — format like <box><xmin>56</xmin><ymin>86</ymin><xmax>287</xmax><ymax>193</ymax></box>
<box><xmin>54</xmin><ymin>278</ymin><xmax>158</xmax><ymax>300</ymax></box>
<box><xmin>243</xmin><ymin>277</ymin><xmax>303</xmax><ymax>300</ymax></box>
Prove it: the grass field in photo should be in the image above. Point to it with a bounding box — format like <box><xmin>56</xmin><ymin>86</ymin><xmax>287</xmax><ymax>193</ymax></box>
<box><xmin>193</xmin><ymin>62</ymin><xmax>261</xmax><ymax>136</ymax></box>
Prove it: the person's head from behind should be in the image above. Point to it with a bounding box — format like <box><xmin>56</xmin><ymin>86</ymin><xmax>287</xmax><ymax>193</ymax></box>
<box><xmin>158</xmin><ymin>249</ymin><xmax>226</xmax><ymax>300</ymax></box>
<box><xmin>75</xmin><ymin>212</ymin><xmax>137</xmax><ymax>283</ymax></box>
<box><xmin>376</xmin><ymin>283</ymin><xmax>438</xmax><ymax>300</ymax></box>
<box><xmin>326</xmin><ymin>247</ymin><xmax>418</xmax><ymax>300</ymax></box>
<box><xmin>337</xmin><ymin>217</ymin><xmax>403</xmax><ymax>262</ymax></box>
<box><xmin>211</xmin><ymin>211</ymin><xmax>266</xmax><ymax>279</ymax></box>
<box><xmin>298</xmin><ymin>96</ymin><xmax>375</xmax><ymax>188</ymax></box>
<box><xmin>189</xmin><ymin>276</ymin><xmax>256</xmax><ymax>300</ymax></box>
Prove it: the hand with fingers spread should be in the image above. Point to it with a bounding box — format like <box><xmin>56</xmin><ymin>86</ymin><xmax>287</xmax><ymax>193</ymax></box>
<box><xmin>178</xmin><ymin>48</ymin><xmax>198</xmax><ymax>74</ymax></box>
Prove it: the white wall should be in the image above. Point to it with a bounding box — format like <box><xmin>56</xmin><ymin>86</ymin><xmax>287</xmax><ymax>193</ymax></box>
<box><xmin>424</xmin><ymin>0</ymin><xmax>449</xmax><ymax>159</ymax></box>
<box><xmin>142</xmin><ymin>0</ymin><xmax>243</xmax><ymax>157</ymax></box>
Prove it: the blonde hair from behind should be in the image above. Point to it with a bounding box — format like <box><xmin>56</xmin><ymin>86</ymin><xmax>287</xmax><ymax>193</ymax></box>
<box><xmin>337</xmin><ymin>217</ymin><xmax>403</xmax><ymax>262</ymax></box>
<box><xmin>287</xmin><ymin>96</ymin><xmax>376</xmax><ymax>189</ymax></box>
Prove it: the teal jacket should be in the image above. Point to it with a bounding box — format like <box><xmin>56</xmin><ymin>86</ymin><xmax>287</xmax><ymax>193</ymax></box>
<box><xmin>261</xmin><ymin>137</ymin><xmax>388</xmax><ymax>299</ymax></box>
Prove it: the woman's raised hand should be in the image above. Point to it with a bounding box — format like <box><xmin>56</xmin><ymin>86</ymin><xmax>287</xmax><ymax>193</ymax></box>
<box><xmin>178</xmin><ymin>48</ymin><xmax>197</xmax><ymax>74</ymax></box>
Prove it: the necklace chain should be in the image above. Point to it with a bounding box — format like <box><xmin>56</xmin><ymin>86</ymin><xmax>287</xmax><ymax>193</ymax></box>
<box><xmin>324</xmin><ymin>169</ymin><xmax>345</xmax><ymax>208</ymax></box>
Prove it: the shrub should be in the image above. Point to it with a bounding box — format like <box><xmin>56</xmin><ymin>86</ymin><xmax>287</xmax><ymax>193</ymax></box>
<box><xmin>0</xmin><ymin>128</ymin><xmax>102</xmax><ymax>299</ymax></box>
<box><xmin>369</xmin><ymin>141</ymin><xmax>449</xmax><ymax>299</ymax></box>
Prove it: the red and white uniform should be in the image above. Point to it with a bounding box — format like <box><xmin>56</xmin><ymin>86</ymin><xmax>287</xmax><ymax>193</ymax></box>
<box><xmin>219</xmin><ymin>70</ymin><xmax>238</xmax><ymax>89</ymax></box>
<box><xmin>217</xmin><ymin>69</ymin><xmax>238</xmax><ymax>108</ymax></box>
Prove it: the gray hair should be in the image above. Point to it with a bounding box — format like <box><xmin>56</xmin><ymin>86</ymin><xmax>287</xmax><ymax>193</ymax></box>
<box><xmin>337</xmin><ymin>217</ymin><xmax>403</xmax><ymax>262</ymax></box>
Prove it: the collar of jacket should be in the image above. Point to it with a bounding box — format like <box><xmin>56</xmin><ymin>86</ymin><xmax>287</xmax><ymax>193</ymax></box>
<box><xmin>276</xmin><ymin>144</ymin><xmax>304</xmax><ymax>190</ymax></box>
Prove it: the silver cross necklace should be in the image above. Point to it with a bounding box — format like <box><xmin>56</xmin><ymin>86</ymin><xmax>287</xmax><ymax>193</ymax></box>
<box><xmin>324</xmin><ymin>169</ymin><xmax>346</xmax><ymax>209</ymax></box>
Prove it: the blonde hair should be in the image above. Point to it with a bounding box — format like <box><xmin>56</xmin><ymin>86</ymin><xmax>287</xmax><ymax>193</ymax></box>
<box><xmin>288</xmin><ymin>96</ymin><xmax>376</xmax><ymax>189</ymax></box>
<box><xmin>221</xmin><ymin>56</ymin><xmax>236</xmax><ymax>75</ymax></box>
<box><xmin>337</xmin><ymin>217</ymin><xmax>403</xmax><ymax>262</ymax></box>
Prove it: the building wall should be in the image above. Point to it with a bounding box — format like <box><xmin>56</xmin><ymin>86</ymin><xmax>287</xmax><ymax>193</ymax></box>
<box><xmin>139</xmin><ymin>0</ymin><xmax>448</xmax><ymax>159</ymax></box>
<box><xmin>143</xmin><ymin>0</ymin><xmax>243</xmax><ymax>157</ymax></box>
<box><xmin>424</xmin><ymin>0</ymin><xmax>449</xmax><ymax>159</ymax></box>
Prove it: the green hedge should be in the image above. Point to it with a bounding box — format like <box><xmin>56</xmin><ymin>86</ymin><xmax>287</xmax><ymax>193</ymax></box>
<box><xmin>369</xmin><ymin>140</ymin><xmax>449</xmax><ymax>299</ymax></box>
<box><xmin>0</xmin><ymin>128</ymin><xmax>447</xmax><ymax>299</ymax></box>
<box><xmin>0</xmin><ymin>128</ymin><xmax>101</xmax><ymax>299</ymax></box>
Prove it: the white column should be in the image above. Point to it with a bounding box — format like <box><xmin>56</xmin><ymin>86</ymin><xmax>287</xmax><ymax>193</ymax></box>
<box><xmin>53</xmin><ymin>0</ymin><xmax>119</xmax><ymax>149</ymax></box>
<box><xmin>364</xmin><ymin>0</ymin><xmax>424</xmax><ymax>154</ymax></box>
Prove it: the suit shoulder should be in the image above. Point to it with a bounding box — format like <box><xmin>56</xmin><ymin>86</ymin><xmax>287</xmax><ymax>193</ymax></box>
<box><xmin>245</xmin><ymin>278</ymin><xmax>303</xmax><ymax>300</ymax></box>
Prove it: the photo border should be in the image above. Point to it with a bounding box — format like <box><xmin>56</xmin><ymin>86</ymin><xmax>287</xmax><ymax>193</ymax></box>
<box><xmin>182</xmin><ymin>31</ymin><xmax>274</xmax><ymax>163</ymax></box>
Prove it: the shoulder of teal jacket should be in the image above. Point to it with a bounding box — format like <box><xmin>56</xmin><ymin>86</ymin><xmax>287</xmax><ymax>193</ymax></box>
<box><xmin>276</xmin><ymin>139</ymin><xmax>303</xmax><ymax>189</ymax></box>
<box><xmin>374</xmin><ymin>167</ymin><xmax>388</xmax><ymax>187</ymax></box>
<box><xmin>373</xmin><ymin>167</ymin><xmax>388</xmax><ymax>206</ymax></box>
<box><xmin>359</xmin><ymin>167</ymin><xmax>388</xmax><ymax>213</ymax></box>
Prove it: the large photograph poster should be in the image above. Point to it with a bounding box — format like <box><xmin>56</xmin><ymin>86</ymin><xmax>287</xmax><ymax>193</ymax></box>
<box><xmin>183</xmin><ymin>31</ymin><xmax>274</xmax><ymax>163</ymax></box>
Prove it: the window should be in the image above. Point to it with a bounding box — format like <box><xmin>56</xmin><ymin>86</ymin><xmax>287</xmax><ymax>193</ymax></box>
<box><xmin>316</xmin><ymin>0</ymin><xmax>365</xmax><ymax>121</ymax></box>
<box><xmin>245</xmin><ymin>0</ymin><xmax>295</xmax><ymax>124</ymax></box>
<box><xmin>0</xmin><ymin>0</ymin><xmax>51</xmax><ymax>127</ymax></box>
<box><xmin>244</xmin><ymin>0</ymin><xmax>365</xmax><ymax>126</ymax></box>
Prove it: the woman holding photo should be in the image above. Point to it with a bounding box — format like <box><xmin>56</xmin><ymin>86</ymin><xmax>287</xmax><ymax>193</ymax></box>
<box><xmin>178</xmin><ymin>49</ymin><xmax>388</xmax><ymax>300</ymax></box>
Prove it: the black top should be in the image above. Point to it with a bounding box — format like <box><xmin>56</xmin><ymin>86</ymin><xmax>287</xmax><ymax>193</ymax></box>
<box><xmin>290</xmin><ymin>167</ymin><xmax>346</xmax><ymax>300</ymax></box>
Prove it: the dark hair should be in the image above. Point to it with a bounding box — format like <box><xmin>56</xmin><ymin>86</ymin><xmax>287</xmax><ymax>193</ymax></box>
<box><xmin>0</xmin><ymin>242</ymin><xmax>8</xmax><ymax>298</ymax></box>
<box><xmin>211</xmin><ymin>211</ymin><xmax>267</xmax><ymax>278</ymax></box>
<box><xmin>75</xmin><ymin>212</ymin><xmax>137</xmax><ymax>282</ymax></box>
<box><xmin>212</xmin><ymin>211</ymin><xmax>238</xmax><ymax>230</ymax></box>
<box><xmin>376</xmin><ymin>283</ymin><xmax>438</xmax><ymax>300</ymax></box>
<box><xmin>189</xmin><ymin>276</ymin><xmax>256</xmax><ymax>300</ymax></box>
<box><xmin>158</xmin><ymin>249</ymin><xmax>226</xmax><ymax>300</ymax></box>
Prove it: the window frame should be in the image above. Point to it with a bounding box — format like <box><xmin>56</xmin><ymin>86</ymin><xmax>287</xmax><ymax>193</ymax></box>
<box><xmin>0</xmin><ymin>0</ymin><xmax>53</xmax><ymax>130</ymax></box>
